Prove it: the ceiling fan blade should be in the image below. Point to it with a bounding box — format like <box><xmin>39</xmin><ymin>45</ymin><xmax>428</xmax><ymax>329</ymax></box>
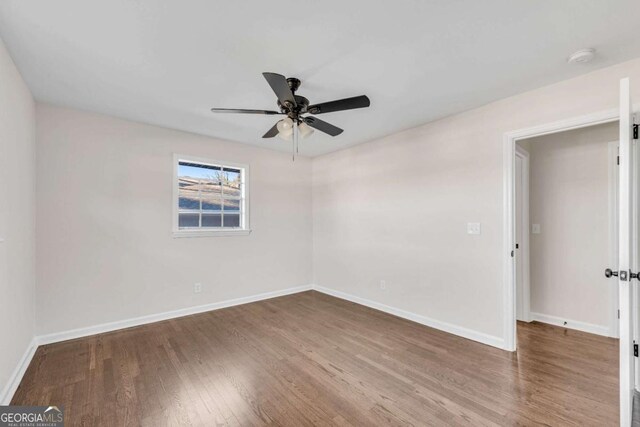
<box><xmin>303</xmin><ymin>116</ymin><xmax>343</xmax><ymax>137</ymax></box>
<box><xmin>308</xmin><ymin>95</ymin><xmax>370</xmax><ymax>115</ymax></box>
<box><xmin>210</xmin><ymin>108</ymin><xmax>282</xmax><ymax>115</ymax></box>
<box><xmin>262</xmin><ymin>122</ymin><xmax>280</xmax><ymax>138</ymax></box>
<box><xmin>262</xmin><ymin>72</ymin><xmax>297</xmax><ymax>108</ymax></box>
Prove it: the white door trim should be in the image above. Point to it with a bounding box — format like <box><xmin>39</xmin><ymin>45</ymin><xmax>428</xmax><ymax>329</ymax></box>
<box><xmin>502</xmin><ymin>105</ymin><xmax>640</xmax><ymax>352</ymax></box>
<box><xmin>515</xmin><ymin>146</ymin><xmax>531</xmax><ymax>323</ymax></box>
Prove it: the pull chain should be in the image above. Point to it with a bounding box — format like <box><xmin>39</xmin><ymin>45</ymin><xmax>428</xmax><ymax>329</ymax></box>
<box><xmin>292</xmin><ymin>121</ymin><xmax>298</xmax><ymax>162</ymax></box>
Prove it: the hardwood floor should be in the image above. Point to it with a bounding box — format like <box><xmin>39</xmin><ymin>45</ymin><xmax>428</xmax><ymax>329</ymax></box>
<box><xmin>12</xmin><ymin>291</ymin><xmax>618</xmax><ymax>426</ymax></box>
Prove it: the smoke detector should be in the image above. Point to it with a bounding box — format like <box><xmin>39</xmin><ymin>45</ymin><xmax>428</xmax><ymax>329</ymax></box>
<box><xmin>567</xmin><ymin>48</ymin><xmax>596</xmax><ymax>64</ymax></box>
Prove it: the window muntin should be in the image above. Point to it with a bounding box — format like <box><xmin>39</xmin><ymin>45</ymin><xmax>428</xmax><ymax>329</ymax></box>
<box><xmin>176</xmin><ymin>159</ymin><xmax>247</xmax><ymax>233</ymax></box>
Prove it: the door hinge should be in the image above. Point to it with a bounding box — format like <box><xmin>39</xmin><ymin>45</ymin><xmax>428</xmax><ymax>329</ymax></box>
<box><xmin>634</xmin><ymin>124</ymin><xmax>638</xmax><ymax>140</ymax></box>
<box><xmin>634</xmin><ymin>343</ymin><xmax>638</xmax><ymax>357</ymax></box>
<box><xmin>617</xmin><ymin>155</ymin><xmax>620</xmax><ymax>165</ymax></box>
<box><xmin>618</xmin><ymin>309</ymin><xmax>620</xmax><ymax>319</ymax></box>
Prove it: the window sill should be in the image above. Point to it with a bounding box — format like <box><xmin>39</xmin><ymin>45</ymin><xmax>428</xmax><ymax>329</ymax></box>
<box><xmin>172</xmin><ymin>229</ymin><xmax>252</xmax><ymax>238</ymax></box>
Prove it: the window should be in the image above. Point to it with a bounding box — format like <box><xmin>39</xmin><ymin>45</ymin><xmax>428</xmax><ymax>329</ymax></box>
<box><xmin>173</xmin><ymin>155</ymin><xmax>250</xmax><ymax>237</ymax></box>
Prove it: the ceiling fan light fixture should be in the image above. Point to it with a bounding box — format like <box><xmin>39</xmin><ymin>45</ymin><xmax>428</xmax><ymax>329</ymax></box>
<box><xmin>278</xmin><ymin>130</ymin><xmax>293</xmax><ymax>142</ymax></box>
<box><xmin>276</xmin><ymin>117</ymin><xmax>294</xmax><ymax>133</ymax></box>
<box><xmin>298</xmin><ymin>121</ymin><xmax>314</xmax><ymax>138</ymax></box>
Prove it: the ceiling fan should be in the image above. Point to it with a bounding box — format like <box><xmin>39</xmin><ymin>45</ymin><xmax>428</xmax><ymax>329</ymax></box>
<box><xmin>210</xmin><ymin>72</ymin><xmax>370</xmax><ymax>143</ymax></box>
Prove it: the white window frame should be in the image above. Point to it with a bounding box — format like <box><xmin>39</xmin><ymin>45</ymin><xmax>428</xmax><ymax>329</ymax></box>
<box><xmin>172</xmin><ymin>154</ymin><xmax>251</xmax><ymax>238</ymax></box>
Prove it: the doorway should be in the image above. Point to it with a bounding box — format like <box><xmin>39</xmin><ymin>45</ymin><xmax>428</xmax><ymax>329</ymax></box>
<box><xmin>504</xmin><ymin>80</ymin><xmax>640</xmax><ymax>425</ymax></box>
<box><xmin>505</xmin><ymin>118</ymin><xmax>624</xmax><ymax>424</ymax></box>
<box><xmin>514</xmin><ymin>123</ymin><xmax>619</xmax><ymax>338</ymax></box>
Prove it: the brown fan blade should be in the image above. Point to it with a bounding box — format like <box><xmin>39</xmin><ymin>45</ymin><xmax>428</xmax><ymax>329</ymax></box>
<box><xmin>262</xmin><ymin>72</ymin><xmax>297</xmax><ymax>108</ymax></box>
<box><xmin>210</xmin><ymin>108</ymin><xmax>282</xmax><ymax>115</ymax></box>
<box><xmin>308</xmin><ymin>95</ymin><xmax>370</xmax><ymax>115</ymax></box>
<box><xmin>303</xmin><ymin>116</ymin><xmax>343</xmax><ymax>136</ymax></box>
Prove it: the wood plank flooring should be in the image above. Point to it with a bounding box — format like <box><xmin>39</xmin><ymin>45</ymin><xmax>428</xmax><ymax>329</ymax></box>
<box><xmin>12</xmin><ymin>291</ymin><xmax>618</xmax><ymax>426</ymax></box>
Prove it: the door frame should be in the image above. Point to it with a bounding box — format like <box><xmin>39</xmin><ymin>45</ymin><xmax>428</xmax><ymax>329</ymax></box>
<box><xmin>513</xmin><ymin>139</ymin><xmax>620</xmax><ymax>337</ymax></box>
<box><xmin>514</xmin><ymin>146</ymin><xmax>531</xmax><ymax>323</ymax></box>
<box><xmin>502</xmin><ymin>105</ymin><xmax>639</xmax><ymax>352</ymax></box>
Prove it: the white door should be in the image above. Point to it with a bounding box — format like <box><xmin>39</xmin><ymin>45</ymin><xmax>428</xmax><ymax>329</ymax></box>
<box><xmin>618</xmin><ymin>77</ymin><xmax>635</xmax><ymax>426</ymax></box>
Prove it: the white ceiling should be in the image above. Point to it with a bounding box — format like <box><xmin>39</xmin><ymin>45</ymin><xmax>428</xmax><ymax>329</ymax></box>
<box><xmin>1</xmin><ymin>1</ymin><xmax>639</xmax><ymax>156</ymax></box>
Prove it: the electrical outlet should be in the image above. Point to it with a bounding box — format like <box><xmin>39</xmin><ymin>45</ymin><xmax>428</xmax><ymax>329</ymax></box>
<box><xmin>532</xmin><ymin>224</ymin><xmax>541</xmax><ymax>234</ymax></box>
<box><xmin>380</xmin><ymin>280</ymin><xmax>387</xmax><ymax>290</ymax></box>
<box><xmin>194</xmin><ymin>283</ymin><xmax>202</xmax><ymax>294</ymax></box>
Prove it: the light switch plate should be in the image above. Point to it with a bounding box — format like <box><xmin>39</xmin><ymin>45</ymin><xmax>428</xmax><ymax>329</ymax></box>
<box><xmin>467</xmin><ymin>222</ymin><xmax>481</xmax><ymax>235</ymax></box>
<box><xmin>532</xmin><ymin>224</ymin><xmax>541</xmax><ymax>234</ymax></box>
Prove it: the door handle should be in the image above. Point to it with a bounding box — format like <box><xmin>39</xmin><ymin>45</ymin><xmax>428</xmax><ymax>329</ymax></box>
<box><xmin>605</xmin><ymin>268</ymin><xmax>640</xmax><ymax>280</ymax></box>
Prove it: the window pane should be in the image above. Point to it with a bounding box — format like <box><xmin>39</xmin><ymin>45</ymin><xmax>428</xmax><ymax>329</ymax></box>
<box><xmin>179</xmin><ymin>188</ymin><xmax>200</xmax><ymax>210</ymax></box>
<box><xmin>179</xmin><ymin>163</ymin><xmax>221</xmax><ymax>179</ymax></box>
<box><xmin>201</xmin><ymin>192</ymin><xmax>222</xmax><ymax>211</ymax></box>
<box><xmin>223</xmin><ymin>168</ymin><xmax>241</xmax><ymax>198</ymax></box>
<box><xmin>202</xmin><ymin>213</ymin><xmax>222</xmax><ymax>227</ymax></box>
<box><xmin>177</xmin><ymin>160</ymin><xmax>246</xmax><ymax>231</ymax></box>
<box><xmin>222</xmin><ymin>198</ymin><xmax>240</xmax><ymax>211</ymax></box>
<box><xmin>180</xmin><ymin>163</ymin><xmax>222</xmax><ymax>195</ymax></box>
<box><xmin>179</xmin><ymin>213</ymin><xmax>199</xmax><ymax>228</ymax></box>
<box><xmin>223</xmin><ymin>213</ymin><xmax>240</xmax><ymax>228</ymax></box>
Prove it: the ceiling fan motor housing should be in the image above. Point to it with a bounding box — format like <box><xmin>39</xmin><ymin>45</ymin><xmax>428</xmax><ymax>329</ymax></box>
<box><xmin>286</xmin><ymin>77</ymin><xmax>301</xmax><ymax>93</ymax></box>
<box><xmin>278</xmin><ymin>78</ymin><xmax>309</xmax><ymax>117</ymax></box>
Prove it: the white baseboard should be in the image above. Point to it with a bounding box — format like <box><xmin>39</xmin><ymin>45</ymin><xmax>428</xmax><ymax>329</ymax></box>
<box><xmin>37</xmin><ymin>284</ymin><xmax>313</xmax><ymax>346</ymax></box>
<box><xmin>530</xmin><ymin>312</ymin><xmax>610</xmax><ymax>337</ymax></box>
<box><xmin>0</xmin><ymin>337</ymin><xmax>38</xmax><ymax>405</ymax></box>
<box><xmin>37</xmin><ymin>284</ymin><xmax>506</xmax><ymax>351</ymax></box>
<box><xmin>313</xmin><ymin>285</ymin><xmax>505</xmax><ymax>349</ymax></box>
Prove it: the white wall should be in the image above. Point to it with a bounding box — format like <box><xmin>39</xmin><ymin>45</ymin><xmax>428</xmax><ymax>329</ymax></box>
<box><xmin>524</xmin><ymin>123</ymin><xmax>617</xmax><ymax>333</ymax></box>
<box><xmin>35</xmin><ymin>104</ymin><xmax>312</xmax><ymax>335</ymax></box>
<box><xmin>18</xmin><ymin>53</ymin><xmax>640</xmax><ymax>352</ymax></box>
<box><xmin>0</xmin><ymin>38</ymin><xmax>36</xmax><ymax>400</ymax></box>
<box><xmin>312</xmin><ymin>58</ymin><xmax>640</xmax><ymax>346</ymax></box>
